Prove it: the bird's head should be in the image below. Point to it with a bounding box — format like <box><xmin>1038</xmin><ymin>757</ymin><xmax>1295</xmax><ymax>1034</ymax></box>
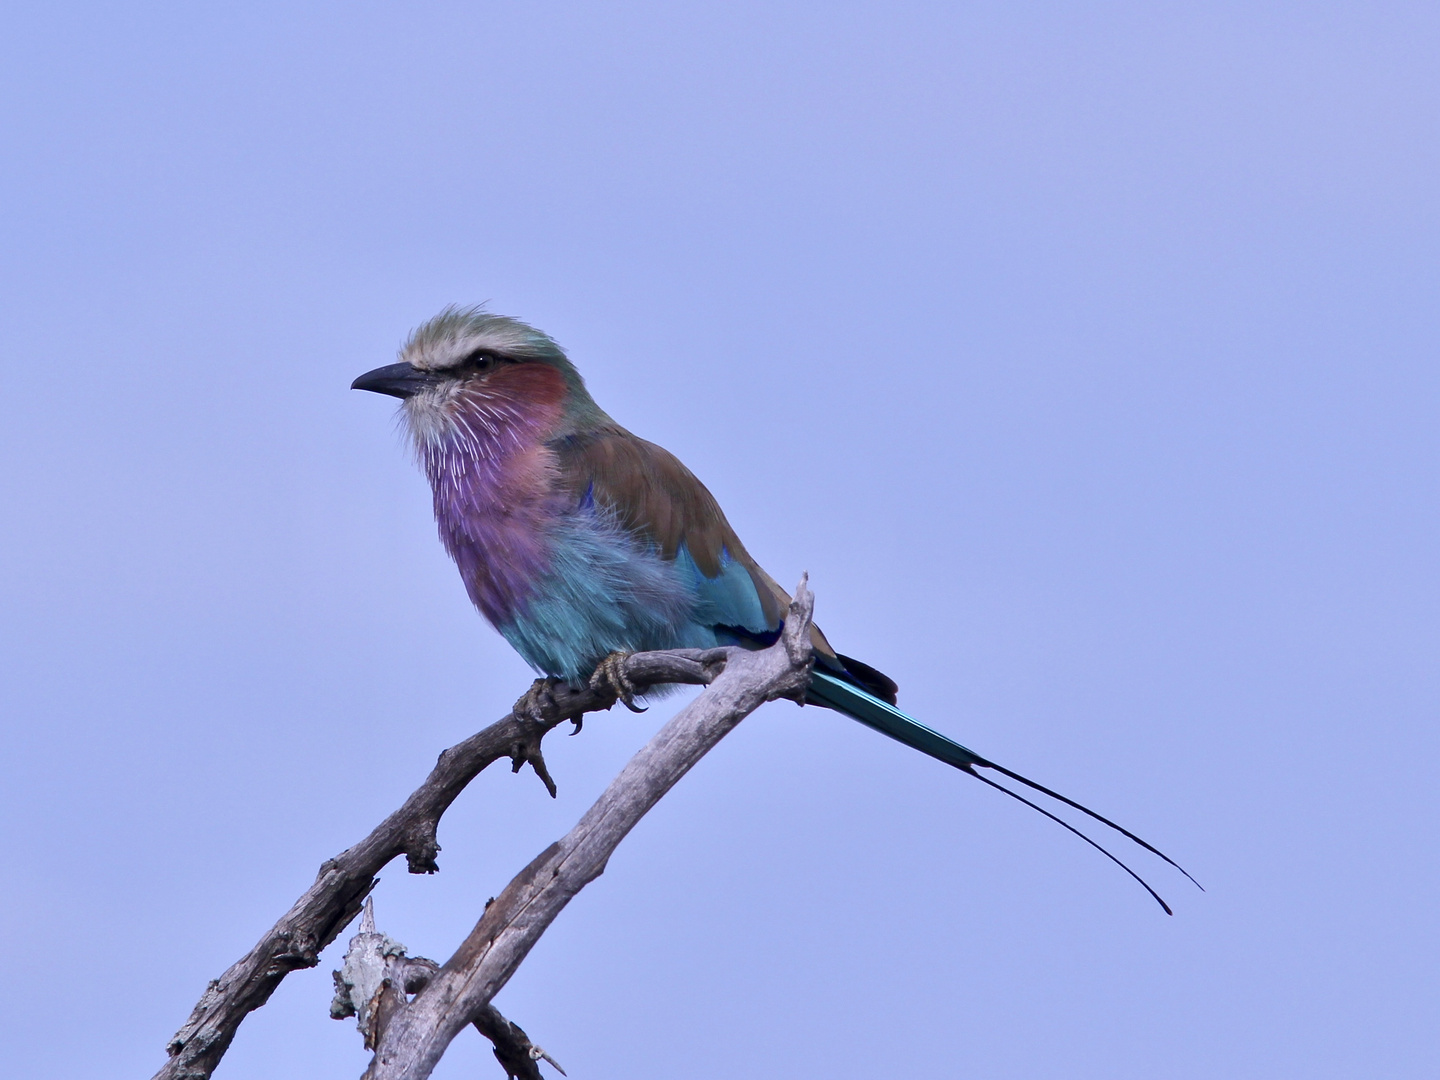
<box><xmin>352</xmin><ymin>306</ymin><xmax>606</xmax><ymax>454</ymax></box>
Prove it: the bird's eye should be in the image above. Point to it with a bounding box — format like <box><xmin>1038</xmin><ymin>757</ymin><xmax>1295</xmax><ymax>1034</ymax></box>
<box><xmin>463</xmin><ymin>350</ymin><xmax>500</xmax><ymax>371</ymax></box>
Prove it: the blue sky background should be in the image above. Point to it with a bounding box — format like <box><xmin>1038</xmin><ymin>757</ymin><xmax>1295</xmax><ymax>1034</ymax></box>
<box><xmin>2</xmin><ymin>3</ymin><xmax>1437</xmax><ymax>1077</ymax></box>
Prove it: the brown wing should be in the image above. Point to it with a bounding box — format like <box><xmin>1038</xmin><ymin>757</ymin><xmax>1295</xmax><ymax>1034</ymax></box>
<box><xmin>553</xmin><ymin>424</ymin><xmax>839</xmax><ymax>657</ymax></box>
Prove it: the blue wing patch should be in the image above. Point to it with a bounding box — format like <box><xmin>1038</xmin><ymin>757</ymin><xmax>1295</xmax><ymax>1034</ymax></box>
<box><xmin>672</xmin><ymin>542</ymin><xmax>773</xmax><ymax>639</ymax></box>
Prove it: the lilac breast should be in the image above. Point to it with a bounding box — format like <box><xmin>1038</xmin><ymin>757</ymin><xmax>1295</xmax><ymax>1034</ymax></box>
<box><xmin>414</xmin><ymin>369</ymin><xmax>570</xmax><ymax>628</ymax></box>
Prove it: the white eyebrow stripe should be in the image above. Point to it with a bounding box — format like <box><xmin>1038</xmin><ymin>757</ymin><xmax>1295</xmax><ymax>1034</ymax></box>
<box><xmin>409</xmin><ymin>330</ymin><xmax>510</xmax><ymax>370</ymax></box>
<box><xmin>404</xmin><ymin>324</ymin><xmax>557</xmax><ymax>371</ymax></box>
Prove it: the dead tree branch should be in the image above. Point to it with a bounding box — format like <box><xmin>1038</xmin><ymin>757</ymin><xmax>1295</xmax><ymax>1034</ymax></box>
<box><xmin>363</xmin><ymin>578</ymin><xmax>816</xmax><ymax>1080</ymax></box>
<box><xmin>154</xmin><ymin>644</ymin><xmax>738</xmax><ymax>1080</ymax></box>
<box><xmin>331</xmin><ymin>900</ymin><xmax>562</xmax><ymax>1080</ymax></box>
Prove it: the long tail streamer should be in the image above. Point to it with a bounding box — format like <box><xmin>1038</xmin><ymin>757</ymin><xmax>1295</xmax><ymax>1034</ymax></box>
<box><xmin>806</xmin><ymin>669</ymin><xmax>1200</xmax><ymax>914</ymax></box>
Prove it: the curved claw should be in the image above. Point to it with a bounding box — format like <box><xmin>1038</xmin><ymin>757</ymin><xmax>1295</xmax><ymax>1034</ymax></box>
<box><xmin>588</xmin><ymin>651</ymin><xmax>644</xmax><ymax>710</ymax></box>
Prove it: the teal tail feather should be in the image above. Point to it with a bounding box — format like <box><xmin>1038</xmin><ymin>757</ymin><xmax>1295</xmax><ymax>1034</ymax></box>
<box><xmin>806</xmin><ymin>669</ymin><xmax>1201</xmax><ymax>914</ymax></box>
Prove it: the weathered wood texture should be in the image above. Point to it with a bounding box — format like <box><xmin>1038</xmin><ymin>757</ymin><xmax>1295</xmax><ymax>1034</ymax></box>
<box><xmin>364</xmin><ymin>579</ymin><xmax>817</xmax><ymax>1080</ymax></box>
<box><xmin>331</xmin><ymin>900</ymin><xmax>563</xmax><ymax>1079</ymax></box>
<box><xmin>153</xmin><ymin>640</ymin><xmax>756</xmax><ymax>1080</ymax></box>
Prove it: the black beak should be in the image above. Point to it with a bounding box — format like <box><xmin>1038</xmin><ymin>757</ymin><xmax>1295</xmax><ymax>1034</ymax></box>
<box><xmin>351</xmin><ymin>362</ymin><xmax>441</xmax><ymax>399</ymax></box>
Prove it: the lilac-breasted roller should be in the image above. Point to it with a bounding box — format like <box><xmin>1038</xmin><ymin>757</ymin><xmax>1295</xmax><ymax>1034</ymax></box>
<box><xmin>353</xmin><ymin>307</ymin><xmax>1198</xmax><ymax>912</ymax></box>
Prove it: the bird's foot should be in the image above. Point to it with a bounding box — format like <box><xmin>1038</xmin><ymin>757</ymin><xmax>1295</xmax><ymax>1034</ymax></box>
<box><xmin>589</xmin><ymin>651</ymin><xmax>646</xmax><ymax>713</ymax></box>
<box><xmin>508</xmin><ymin>678</ymin><xmax>574</xmax><ymax>797</ymax></box>
<box><xmin>512</xmin><ymin>677</ymin><xmax>563</xmax><ymax>724</ymax></box>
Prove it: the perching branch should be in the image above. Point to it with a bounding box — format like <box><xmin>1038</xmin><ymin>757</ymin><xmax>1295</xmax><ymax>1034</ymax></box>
<box><xmin>363</xmin><ymin>578</ymin><xmax>817</xmax><ymax>1080</ymax></box>
<box><xmin>153</xmin><ymin>641</ymin><xmax>744</xmax><ymax>1080</ymax></box>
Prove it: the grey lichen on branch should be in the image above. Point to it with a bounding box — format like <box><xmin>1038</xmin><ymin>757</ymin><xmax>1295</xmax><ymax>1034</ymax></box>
<box><xmin>151</xmin><ymin>603</ymin><xmax>794</xmax><ymax>1080</ymax></box>
<box><xmin>332</xmin><ymin>899</ymin><xmax>564</xmax><ymax>1079</ymax></box>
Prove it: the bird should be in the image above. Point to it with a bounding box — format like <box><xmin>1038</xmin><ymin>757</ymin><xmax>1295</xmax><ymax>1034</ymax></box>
<box><xmin>352</xmin><ymin>305</ymin><xmax>1199</xmax><ymax>913</ymax></box>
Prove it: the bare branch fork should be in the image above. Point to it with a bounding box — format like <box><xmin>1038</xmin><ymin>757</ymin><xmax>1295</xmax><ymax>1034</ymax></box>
<box><xmin>155</xmin><ymin>578</ymin><xmax>817</xmax><ymax>1080</ymax></box>
<box><xmin>330</xmin><ymin>899</ymin><xmax>565</xmax><ymax>1080</ymax></box>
